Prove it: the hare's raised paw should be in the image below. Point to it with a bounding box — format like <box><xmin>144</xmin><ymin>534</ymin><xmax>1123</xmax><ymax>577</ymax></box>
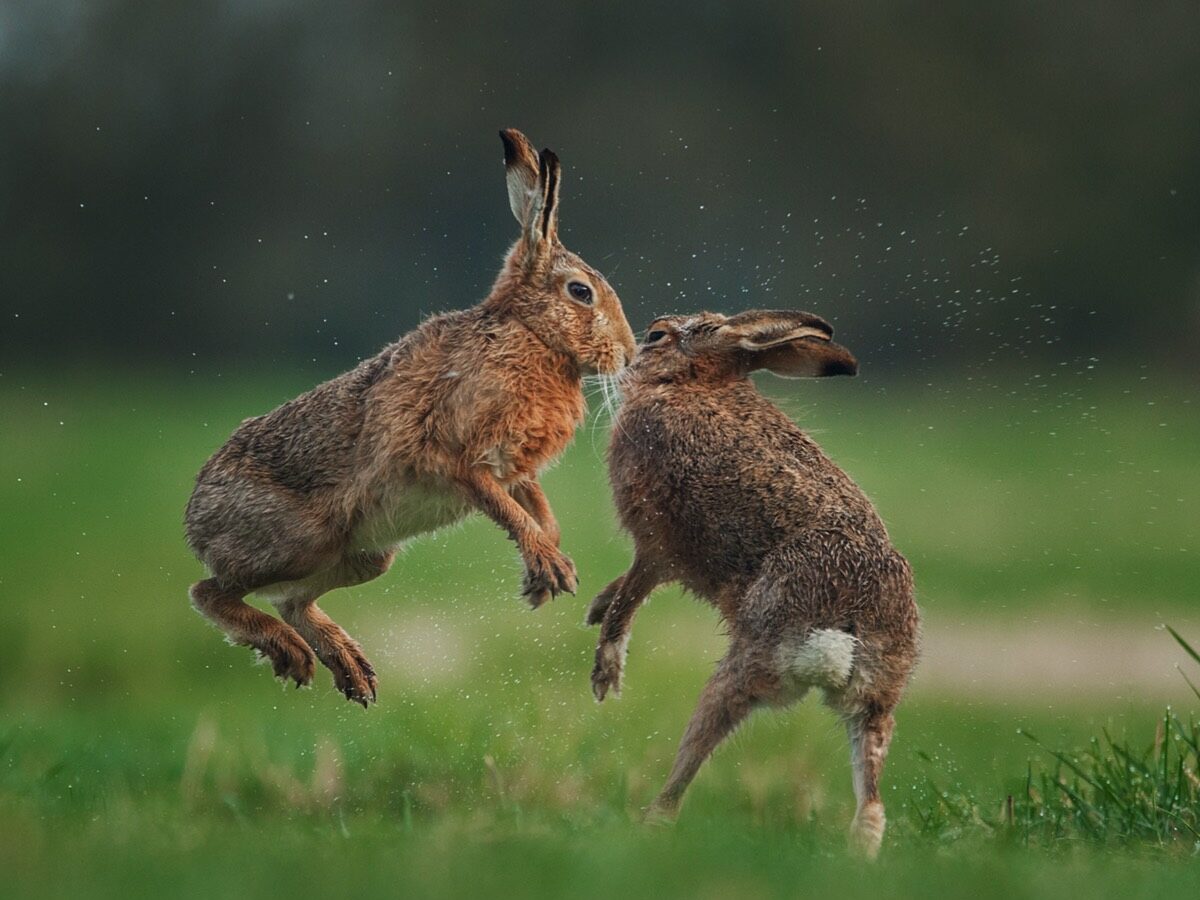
<box><xmin>325</xmin><ymin>642</ymin><xmax>378</xmax><ymax>708</ymax></box>
<box><xmin>591</xmin><ymin>639</ymin><xmax>626</xmax><ymax>701</ymax></box>
<box><xmin>522</xmin><ymin>547</ymin><xmax>578</xmax><ymax>607</ymax></box>
<box><xmin>523</xmin><ymin>586</ymin><xmax>553</xmax><ymax>609</ymax></box>
<box><xmin>254</xmin><ymin>631</ymin><xmax>317</xmax><ymax>688</ymax></box>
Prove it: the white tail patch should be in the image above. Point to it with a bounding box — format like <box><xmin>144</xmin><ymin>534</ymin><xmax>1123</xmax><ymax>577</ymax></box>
<box><xmin>784</xmin><ymin>629</ymin><xmax>858</xmax><ymax>688</ymax></box>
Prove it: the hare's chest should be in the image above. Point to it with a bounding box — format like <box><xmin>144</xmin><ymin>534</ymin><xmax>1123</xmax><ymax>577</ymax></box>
<box><xmin>610</xmin><ymin>407</ymin><xmax>786</xmax><ymax>586</ymax></box>
<box><xmin>497</xmin><ymin>388</ymin><xmax>585</xmax><ymax>478</ymax></box>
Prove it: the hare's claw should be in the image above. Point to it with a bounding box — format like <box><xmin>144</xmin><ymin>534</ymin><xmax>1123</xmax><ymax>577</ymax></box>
<box><xmin>323</xmin><ymin>641</ymin><xmax>378</xmax><ymax>708</ymax></box>
<box><xmin>522</xmin><ymin>546</ymin><xmax>578</xmax><ymax>607</ymax></box>
<box><xmin>524</xmin><ymin>586</ymin><xmax>553</xmax><ymax>609</ymax></box>
<box><xmin>552</xmin><ymin>551</ymin><xmax>579</xmax><ymax>594</ymax></box>
<box><xmin>255</xmin><ymin>632</ymin><xmax>317</xmax><ymax>688</ymax></box>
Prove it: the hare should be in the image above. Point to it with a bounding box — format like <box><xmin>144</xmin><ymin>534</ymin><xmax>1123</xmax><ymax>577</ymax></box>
<box><xmin>185</xmin><ymin>128</ymin><xmax>636</xmax><ymax>706</ymax></box>
<box><xmin>587</xmin><ymin>310</ymin><xmax>919</xmax><ymax>858</ymax></box>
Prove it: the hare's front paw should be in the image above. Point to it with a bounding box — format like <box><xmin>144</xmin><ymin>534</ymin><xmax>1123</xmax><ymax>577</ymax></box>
<box><xmin>522</xmin><ymin>542</ymin><xmax>578</xmax><ymax>608</ymax></box>
<box><xmin>585</xmin><ymin>578</ymin><xmax>622</xmax><ymax>626</ymax></box>
<box><xmin>591</xmin><ymin>637</ymin><xmax>628</xmax><ymax>701</ymax></box>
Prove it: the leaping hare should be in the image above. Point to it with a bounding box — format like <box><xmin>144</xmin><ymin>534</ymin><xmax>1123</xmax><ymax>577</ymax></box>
<box><xmin>186</xmin><ymin>128</ymin><xmax>636</xmax><ymax>706</ymax></box>
<box><xmin>587</xmin><ymin>310</ymin><xmax>919</xmax><ymax>857</ymax></box>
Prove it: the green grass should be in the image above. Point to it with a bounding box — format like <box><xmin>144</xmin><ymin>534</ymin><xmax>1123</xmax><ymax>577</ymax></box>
<box><xmin>1</xmin><ymin>368</ymin><xmax>1198</xmax><ymax>897</ymax></box>
<box><xmin>915</xmin><ymin>639</ymin><xmax>1200</xmax><ymax>852</ymax></box>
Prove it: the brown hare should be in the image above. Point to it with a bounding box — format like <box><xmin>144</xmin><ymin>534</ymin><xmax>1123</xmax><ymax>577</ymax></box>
<box><xmin>186</xmin><ymin>128</ymin><xmax>636</xmax><ymax>707</ymax></box>
<box><xmin>587</xmin><ymin>310</ymin><xmax>919</xmax><ymax>858</ymax></box>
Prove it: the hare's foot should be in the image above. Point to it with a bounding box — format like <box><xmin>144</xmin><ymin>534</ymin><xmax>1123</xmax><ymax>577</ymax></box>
<box><xmin>277</xmin><ymin>598</ymin><xmax>378</xmax><ymax>708</ymax></box>
<box><xmin>253</xmin><ymin>630</ymin><xmax>318</xmax><ymax>687</ymax></box>
<box><xmin>849</xmin><ymin>801</ymin><xmax>886</xmax><ymax>859</ymax></box>
<box><xmin>845</xmin><ymin>707</ymin><xmax>894</xmax><ymax>859</ymax></box>
<box><xmin>591</xmin><ymin>636</ymin><xmax>628</xmax><ymax>701</ymax></box>
<box><xmin>191</xmin><ymin>579</ymin><xmax>316</xmax><ymax>688</ymax></box>
<box><xmin>521</xmin><ymin>542</ymin><xmax>578</xmax><ymax>608</ymax></box>
<box><xmin>323</xmin><ymin>639</ymin><xmax>378</xmax><ymax>708</ymax></box>
<box><xmin>641</xmin><ymin>800</ymin><xmax>679</xmax><ymax>827</ymax></box>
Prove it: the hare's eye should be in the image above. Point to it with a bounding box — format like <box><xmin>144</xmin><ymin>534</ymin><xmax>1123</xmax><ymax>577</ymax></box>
<box><xmin>646</xmin><ymin>329</ymin><xmax>668</xmax><ymax>344</ymax></box>
<box><xmin>567</xmin><ymin>281</ymin><xmax>593</xmax><ymax>304</ymax></box>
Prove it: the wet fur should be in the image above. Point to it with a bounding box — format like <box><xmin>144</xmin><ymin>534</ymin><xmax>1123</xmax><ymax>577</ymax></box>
<box><xmin>589</xmin><ymin>310</ymin><xmax>919</xmax><ymax>857</ymax></box>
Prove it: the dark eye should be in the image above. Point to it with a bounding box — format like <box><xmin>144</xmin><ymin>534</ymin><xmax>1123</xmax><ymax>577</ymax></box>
<box><xmin>567</xmin><ymin>281</ymin><xmax>593</xmax><ymax>304</ymax></box>
<box><xmin>646</xmin><ymin>329</ymin><xmax>668</xmax><ymax>344</ymax></box>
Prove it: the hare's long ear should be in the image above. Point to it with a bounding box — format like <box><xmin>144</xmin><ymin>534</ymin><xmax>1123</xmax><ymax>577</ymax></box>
<box><xmin>534</xmin><ymin>148</ymin><xmax>561</xmax><ymax>245</ymax></box>
<box><xmin>500</xmin><ymin>129</ymin><xmax>560</xmax><ymax>259</ymax></box>
<box><xmin>501</xmin><ymin>128</ymin><xmax>540</xmax><ymax>225</ymax></box>
<box><xmin>519</xmin><ymin>148</ymin><xmax>560</xmax><ymax>255</ymax></box>
<box><xmin>726</xmin><ymin>310</ymin><xmax>859</xmax><ymax>378</ymax></box>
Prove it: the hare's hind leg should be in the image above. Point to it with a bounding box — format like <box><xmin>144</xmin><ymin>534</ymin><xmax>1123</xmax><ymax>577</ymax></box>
<box><xmin>190</xmin><ymin>578</ymin><xmax>316</xmax><ymax>686</ymax></box>
<box><xmin>646</xmin><ymin>644</ymin><xmax>780</xmax><ymax>821</ymax></box>
<box><xmin>275</xmin><ymin>550</ymin><xmax>393</xmax><ymax>707</ymax></box>
<box><xmin>278</xmin><ymin>600</ymin><xmax>377</xmax><ymax>707</ymax></box>
<box><xmin>842</xmin><ymin>704</ymin><xmax>896</xmax><ymax>859</ymax></box>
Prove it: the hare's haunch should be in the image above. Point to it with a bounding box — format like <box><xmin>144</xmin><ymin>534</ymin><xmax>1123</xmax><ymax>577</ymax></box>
<box><xmin>591</xmin><ymin>310</ymin><xmax>919</xmax><ymax>858</ymax></box>
<box><xmin>185</xmin><ymin>129</ymin><xmax>636</xmax><ymax>706</ymax></box>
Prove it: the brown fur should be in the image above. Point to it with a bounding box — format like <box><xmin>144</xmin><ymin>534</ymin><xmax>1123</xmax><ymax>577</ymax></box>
<box><xmin>185</xmin><ymin>129</ymin><xmax>636</xmax><ymax>706</ymax></box>
<box><xmin>589</xmin><ymin>310</ymin><xmax>919</xmax><ymax>857</ymax></box>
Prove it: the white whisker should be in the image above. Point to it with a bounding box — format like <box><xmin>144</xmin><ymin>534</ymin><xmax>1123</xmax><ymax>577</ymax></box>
<box><xmin>582</xmin><ymin>372</ymin><xmax>626</xmax><ymax>458</ymax></box>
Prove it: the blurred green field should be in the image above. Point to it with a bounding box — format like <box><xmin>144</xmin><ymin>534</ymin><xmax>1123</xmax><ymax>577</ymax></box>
<box><xmin>1</xmin><ymin>368</ymin><xmax>1198</xmax><ymax>898</ymax></box>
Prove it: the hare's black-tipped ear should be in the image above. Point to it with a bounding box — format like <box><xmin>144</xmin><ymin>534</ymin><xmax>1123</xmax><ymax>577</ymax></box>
<box><xmin>519</xmin><ymin>148</ymin><xmax>560</xmax><ymax>254</ymax></box>
<box><xmin>535</xmin><ymin>148</ymin><xmax>561</xmax><ymax>244</ymax></box>
<box><xmin>500</xmin><ymin>129</ymin><xmax>561</xmax><ymax>259</ymax></box>
<box><xmin>727</xmin><ymin>310</ymin><xmax>859</xmax><ymax>378</ymax></box>
<box><xmin>752</xmin><ymin>338</ymin><xmax>858</xmax><ymax>378</ymax></box>
<box><xmin>500</xmin><ymin>128</ymin><xmax>540</xmax><ymax>227</ymax></box>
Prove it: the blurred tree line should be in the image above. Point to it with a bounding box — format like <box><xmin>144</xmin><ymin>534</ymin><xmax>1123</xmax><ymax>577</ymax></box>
<box><xmin>1</xmin><ymin>1</ymin><xmax>1197</xmax><ymax>376</ymax></box>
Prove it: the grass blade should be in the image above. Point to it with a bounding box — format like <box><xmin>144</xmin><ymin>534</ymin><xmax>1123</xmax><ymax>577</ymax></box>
<box><xmin>1166</xmin><ymin>625</ymin><xmax>1200</xmax><ymax>668</ymax></box>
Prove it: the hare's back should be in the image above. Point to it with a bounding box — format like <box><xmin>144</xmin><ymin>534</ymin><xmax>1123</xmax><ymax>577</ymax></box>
<box><xmin>616</xmin><ymin>391</ymin><xmax>871</xmax><ymax>520</ymax></box>
<box><xmin>199</xmin><ymin>349</ymin><xmax>393</xmax><ymax>495</ymax></box>
<box><xmin>611</xmin><ymin>389</ymin><xmax>887</xmax><ymax>595</ymax></box>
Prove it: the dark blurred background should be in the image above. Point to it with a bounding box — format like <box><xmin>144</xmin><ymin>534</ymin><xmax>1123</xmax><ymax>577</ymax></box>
<box><xmin>2</xmin><ymin>1</ymin><xmax>1197</xmax><ymax>376</ymax></box>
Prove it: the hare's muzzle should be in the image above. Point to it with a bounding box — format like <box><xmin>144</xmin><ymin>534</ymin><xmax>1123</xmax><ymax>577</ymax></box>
<box><xmin>818</xmin><ymin>340</ymin><xmax>859</xmax><ymax>377</ymax></box>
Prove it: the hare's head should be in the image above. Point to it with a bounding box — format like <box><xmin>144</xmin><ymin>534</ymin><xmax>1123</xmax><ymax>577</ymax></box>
<box><xmin>628</xmin><ymin>309</ymin><xmax>858</xmax><ymax>385</ymax></box>
<box><xmin>489</xmin><ymin>128</ymin><xmax>636</xmax><ymax>376</ymax></box>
